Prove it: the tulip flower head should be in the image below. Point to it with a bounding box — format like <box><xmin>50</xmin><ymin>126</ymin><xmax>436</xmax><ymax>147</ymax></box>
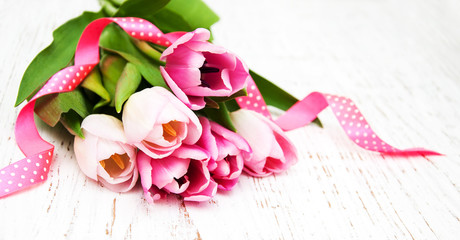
<box><xmin>138</xmin><ymin>145</ymin><xmax>217</xmax><ymax>203</ymax></box>
<box><xmin>74</xmin><ymin>114</ymin><xmax>138</xmax><ymax>192</ymax></box>
<box><xmin>197</xmin><ymin>117</ymin><xmax>251</xmax><ymax>190</ymax></box>
<box><xmin>122</xmin><ymin>87</ymin><xmax>202</xmax><ymax>159</ymax></box>
<box><xmin>160</xmin><ymin>28</ymin><xmax>250</xmax><ymax>110</ymax></box>
<box><xmin>230</xmin><ymin>109</ymin><xmax>298</xmax><ymax>177</ymax></box>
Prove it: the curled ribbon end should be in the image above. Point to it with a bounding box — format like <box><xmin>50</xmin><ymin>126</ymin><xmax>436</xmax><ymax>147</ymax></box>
<box><xmin>379</xmin><ymin>149</ymin><xmax>443</xmax><ymax>157</ymax></box>
<box><xmin>0</xmin><ymin>149</ymin><xmax>54</xmax><ymax>198</ymax></box>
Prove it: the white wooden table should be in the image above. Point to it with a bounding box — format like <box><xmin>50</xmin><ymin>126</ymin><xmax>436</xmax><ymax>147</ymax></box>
<box><xmin>1</xmin><ymin>0</ymin><xmax>459</xmax><ymax>239</ymax></box>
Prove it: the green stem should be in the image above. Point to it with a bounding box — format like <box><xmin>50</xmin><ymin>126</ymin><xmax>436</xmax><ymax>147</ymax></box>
<box><xmin>132</xmin><ymin>39</ymin><xmax>163</xmax><ymax>63</ymax></box>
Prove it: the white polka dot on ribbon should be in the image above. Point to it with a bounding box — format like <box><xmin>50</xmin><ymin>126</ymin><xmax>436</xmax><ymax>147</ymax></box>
<box><xmin>235</xmin><ymin>78</ymin><xmax>271</xmax><ymax>119</ymax></box>
<box><xmin>0</xmin><ymin>150</ymin><xmax>53</xmax><ymax>196</ymax></box>
<box><xmin>33</xmin><ymin>64</ymin><xmax>96</xmax><ymax>101</ymax></box>
<box><xmin>110</xmin><ymin>17</ymin><xmax>171</xmax><ymax>46</ymax></box>
<box><xmin>324</xmin><ymin>94</ymin><xmax>398</xmax><ymax>152</ymax></box>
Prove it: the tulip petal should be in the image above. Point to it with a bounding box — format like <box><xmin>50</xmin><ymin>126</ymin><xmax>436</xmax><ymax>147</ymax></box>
<box><xmin>144</xmin><ymin>185</ymin><xmax>168</xmax><ymax>203</ymax></box>
<box><xmin>196</xmin><ymin>117</ymin><xmax>218</xmax><ymax>160</ymax></box>
<box><xmin>228</xmin><ymin>57</ymin><xmax>250</xmax><ymax>95</ymax></box>
<box><xmin>213</xmin><ymin>160</ymin><xmax>231</xmax><ymax>176</ymax></box>
<box><xmin>230</xmin><ymin>109</ymin><xmax>275</xmax><ymax>163</ymax></box>
<box><xmin>74</xmin><ymin>131</ymin><xmax>99</xmax><ymax>180</ymax></box>
<box><xmin>123</xmin><ymin>88</ymin><xmax>169</xmax><ymax>143</ymax></box>
<box><xmin>162</xmin><ymin>46</ymin><xmax>205</xmax><ymax>68</ymax></box>
<box><xmin>187</xmin><ymin>96</ymin><xmax>207</xmax><ymax>111</ymax></box>
<box><xmin>215</xmin><ymin>137</ymin><xmax>240</xmax><ymax>160</ymax></box>
<box><xmin>164</xmin><ymin>67</ymin><xmax>201</xmax><ymax>89</ymax></box>
<box><xmin>163</xmin><ymin>177</ymin><xmax>190</xmax><ymax>194</ymax></box>
<box><xmin>136</xmin><ymin>143</ymin><xmax>179</xmax><ymax>159</ymax></box>
<box><xmin>185</xmin><ymin>160</ymin><xmax>211</xmax><ymax>194</ymax></box>
<box><xmin>215</xmin><ymin>178</ymin><xmax>239</xmax><ymax>191</ymax></box>
<box><xmin>161</xmin><ymin>66</ymin><xmax>197</xmax><ymax>109</ymax></box>
<box><xmin>182</xmin><ymin>180</ymin><xmax>218</xmax><ymax>202</ymax></box>
<box><xmin>150</xmin><ymin>156</ymin><xmax>191</xmax><ymax>189</ymax></box>
<box><xmin>137</xmin><ymin>151</ymin><xmax>153</xmax><ymax>192</ymax></box>
<box><xmin>171</xmin><ymin>145</ymin><xmax>209</xmax><ymax>161</ymax></box>
<box><xmin>99</xmin><ymin>167</ymin><xmax>138</xmax><ymax>192</ymax></box>
<box><xmin>185</xmin><ymin>41</ymin><xmax>227</xmax><ymax>55</ymax></box>
<box><xmin>81</xmin><ymin>114</ymin><xmax>126</xmax><ymax>143</ymax></box>
<box><xmin>209</xmin><ymin>121</ymin><xmax>251</xmax><ymax>153</ymax></box>
<box><xmin>96</xmin><ymin>138</ymin><xmax>127</xmax><ymax>163</ymax></box>
<box><xmin>161</xmin><ymin>28</ymin><xmax>210</xmax><ymax>60</ymax></box>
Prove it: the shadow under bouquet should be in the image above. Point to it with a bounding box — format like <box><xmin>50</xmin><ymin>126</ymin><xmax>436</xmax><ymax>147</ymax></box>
<box><xmin>0</xmin><ymin>0</ymin><xmax>439</xmax><ymax>201</ymax></box>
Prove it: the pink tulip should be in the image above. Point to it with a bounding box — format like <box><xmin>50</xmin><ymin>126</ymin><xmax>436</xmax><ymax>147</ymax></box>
<box><xmin>122</xmin><ymin>87</ymin><xmax>202</xmax><ymax>158</ymax></box>
<box><xmin>196</xmin><ymin>117</ymin><xmax>251</xmax><ymax>190</ymax></box>
<box><xmin>230</xmin><ymin>109</ymin><xmax>298</xmax><ymax>177</ymax></box>
<box><xmin>137</xmin><ymin>145</ymin><xmax>217</xmax><ymax>203</ymax></box>
<box><xmin>74</xmin><ymin>114</ymin><xmax>138</xmax><ymax>192</ymax></box>
<box><xmin>160</xmin><ymin>28</ymin><xmax>250</xmax><ymax>110</ymax></box>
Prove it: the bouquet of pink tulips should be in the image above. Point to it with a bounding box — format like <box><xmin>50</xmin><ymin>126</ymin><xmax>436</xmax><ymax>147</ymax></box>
<box><xmin>73</xmin><ymin>25</ymin><xmax>299</xmax><ymax>201</ymax></box>
<box><xmin>1</xmin><ymin>0</ymin><xmax>438</xmax><ymax>200</ymax></box>
<box><xmin>8</xmin><ymin>0</ymin><xmax>300</xmax><ymax>202</ymax></box>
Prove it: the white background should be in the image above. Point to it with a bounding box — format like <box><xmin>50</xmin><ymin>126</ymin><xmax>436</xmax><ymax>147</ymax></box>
<box><xmin>1</xmin><ymin>0</ymin><xmax>459</xmax><ymax>239</ymax></box>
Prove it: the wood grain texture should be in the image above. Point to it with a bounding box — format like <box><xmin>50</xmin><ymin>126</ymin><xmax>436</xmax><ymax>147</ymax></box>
<box><xmin>1</xmin><ymin>0</ymin><xmax>459</xmax><ymax>239</ymax></box>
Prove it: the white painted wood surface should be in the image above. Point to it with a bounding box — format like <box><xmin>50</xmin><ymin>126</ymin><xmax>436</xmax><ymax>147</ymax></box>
<box><xmin>1</xmin><ymin>0</ymin><xmax>459</xmax><ymax>239</ymax></box>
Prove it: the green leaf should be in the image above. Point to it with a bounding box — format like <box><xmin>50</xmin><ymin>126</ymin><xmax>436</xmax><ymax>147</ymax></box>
<box><xmin>148</xmin><ymin>8</ymin><xmax>193</xmax><ymax>32</ymax></box>
<box><xmin>100</xmin><ymin>24</ymin><xmax>168</xmax><ymax>89</ymax></box>
<box><xmin>34</xmin><ymin>89</ymin><xmax>92</xmax><ymax>127</ymax></box>
<box><xmin>114</xmin><ymin>0</ymin><xmax>170</xmax><ymax>18</ymax></box>
<box><xmin>115</xmin><ymin>63</ymin><xmax>142</xmax><ymax>113</ymax></box>
<box><xmin>250</xmin><ymin>70</ymin><xmax>297</xmax><ymax>111</ymax></box>
<box><xmin>60</xmin><ymin>111</ymin><xmax>85</xmax><ymax>138</ymax></box>
<box><xmin>201</xmin><ymin>102</ymin><xmax>236</xmax><ymax>131</ymax></box>
<box><xmin>224</xmin><ymin>99</ymin><xmax>240</xmax><ymax>112</ymax></box>
<box><xmin>80</xmin><ymin>66</ymin><xmax>111</xmax><ymax>109</ymax></box>
<box><xmin>15</xmin><ymin>11</ymin><xmax>105</xmax><ymax>106</ymax></box>
<box><xmin>148</xmin><ymin>0</ymin><xmax>219</xmax><ymax>32</ymax></box>
<box><xmin>99</xmin><ymin>54</ymin><xmax>127</xmax><ymax>105</ymax></box>
<box><xmin>250</xmin><ymin>70</ymin><xmax>322</xmax><ymax>127</ymax></box>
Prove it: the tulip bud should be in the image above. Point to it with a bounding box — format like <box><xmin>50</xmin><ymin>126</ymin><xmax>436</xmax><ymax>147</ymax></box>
<box><xmin>230</xmin><ymin>109</ymin><xmax>297</xmax><ymax>177</ymax></box>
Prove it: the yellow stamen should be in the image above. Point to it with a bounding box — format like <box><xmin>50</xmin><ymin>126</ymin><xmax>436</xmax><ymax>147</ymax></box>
<box><xmin>162</xmin><ymin>122</ymin><xmax>177</xmax><ymax>137</ymax></box>
<box><xmin>99</xmin><ymin>153</ymin><xmax>127</xmax><ymax>174</ymax></box>
<box><xmin>111</xmin><ymin>154</ymin><xmax>125</xmax><ymax>169</ymax></box>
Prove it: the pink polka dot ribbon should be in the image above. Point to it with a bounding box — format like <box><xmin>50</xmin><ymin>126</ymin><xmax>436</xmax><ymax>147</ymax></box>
<box><xmin>0</xmin><ymin>17</ymin><xmax>177</xmax><ymax>198</ymax></box>
<box><xmin>236</xmin><ymin>79</ymin><xmax>271</xmax><ymax>119</ymax></box>
<box><xmin>237</xmin><ymin>88</ymin><xmax>440</xmax><ymax>155</ymax></box>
